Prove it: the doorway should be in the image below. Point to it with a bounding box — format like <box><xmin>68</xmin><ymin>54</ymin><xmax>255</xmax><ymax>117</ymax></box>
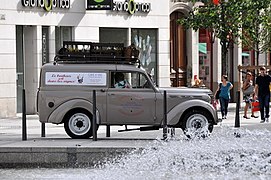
<box><xmin>16</xmin><ymin>26</ymin><xmax>24</xmax><ymax>113</ymax></box>
<box><xmin>170</xmin><ymin>11</ymin><xmax>187</xmax><ymax>87</ymax></box>
<box><xmin>16</xmin><ymin>25</ymin><xmax>38</xmax><ymax>114</ymax></box>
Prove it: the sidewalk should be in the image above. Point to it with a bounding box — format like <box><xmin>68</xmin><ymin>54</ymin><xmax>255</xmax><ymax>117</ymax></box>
<box><xmin>0</xmin><ymin>103</ymin><xmax>270</xmax><ymax>168</ymax></box>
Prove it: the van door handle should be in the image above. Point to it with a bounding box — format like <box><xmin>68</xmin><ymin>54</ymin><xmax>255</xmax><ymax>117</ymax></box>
<box><xmin>100</xmin><ymin>89</ymin><xmax>106</xmax><ymax>92</ymax></box>
<box><xmin>108</xmin><ymin>93</ymin><xmax>115</xmax><ymax>96</ymax></box>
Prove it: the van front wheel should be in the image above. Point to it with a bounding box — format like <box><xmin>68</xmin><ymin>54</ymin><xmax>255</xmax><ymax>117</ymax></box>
<box><xmin>64</xmin><ymin>111</ymin><xmax>93</xmax><ymax>139</ymax></box>
<box><xmin>181</xmin><ymin>110</ymin><xmax>213</xmax><ymax>138</ymax></box>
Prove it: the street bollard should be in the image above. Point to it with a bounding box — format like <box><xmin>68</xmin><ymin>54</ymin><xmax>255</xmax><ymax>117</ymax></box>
<box><xmin>22</xmin><ymin>89</ymin><xmax>27</xmax><ymax>141</ymax></box>
<box><xmin>163</xmin><ymin>90</ymin><xmax>168</xmax><ymax>140</ymax></box>
<box><xmin>92</xmin><ymin>90</ymin><xmax>97</xmax><ymax>141</ymax></box>
<box><xmin>106</xmin><ymin>125</ymin><xmax>110</xmax><ymax>137</ymax></box>
<box><xmin>235</xmin><ymin>91</ymin><xmax>240</xmax><ymax>128</ymax></box>
<box><xmin>41</xmin><ymin>123</ymin><xmax>45</xmax><ymax>137</ymax></box>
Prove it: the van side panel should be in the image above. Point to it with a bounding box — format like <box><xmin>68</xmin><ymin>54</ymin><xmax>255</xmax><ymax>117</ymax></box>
<box><xmin>38</xmin><ymin>90</ymin><xmax>106</xmax><ymax>124</ymax></box>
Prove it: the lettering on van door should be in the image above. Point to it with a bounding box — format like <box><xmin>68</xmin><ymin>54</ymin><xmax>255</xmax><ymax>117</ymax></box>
<box><xmin>45</xmin><ymin>72</ymin><xmax>107</xmax><ymax>86</ymax></box>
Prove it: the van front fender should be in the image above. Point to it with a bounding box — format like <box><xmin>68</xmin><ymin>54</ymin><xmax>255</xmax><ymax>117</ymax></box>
<box><xmin>167</xmin><ymin>100</ymin><xmax>217</xmax><ymax>126</ymax></box>
<box><xmin>48</xmin><ymin>99</ymin><xmax>100</xmax><ymax>124</ymax></box>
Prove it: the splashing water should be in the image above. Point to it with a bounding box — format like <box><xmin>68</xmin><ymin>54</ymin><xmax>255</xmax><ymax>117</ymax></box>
<box><xmin>1</xmin><ymin>127</ymin><xmax>271</xmax><ymax>180</ymax></box>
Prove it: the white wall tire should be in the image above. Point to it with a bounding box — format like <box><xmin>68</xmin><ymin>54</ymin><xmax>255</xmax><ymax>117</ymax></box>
<box><xmin>181</xmin><ymin>110</ymin><xmax>213</xmax><ymax>138</ymax></box>
<box><xmin>64</xmin><ymin>110</ymin><xmax>93</xmax><ymax>139</ymax></box>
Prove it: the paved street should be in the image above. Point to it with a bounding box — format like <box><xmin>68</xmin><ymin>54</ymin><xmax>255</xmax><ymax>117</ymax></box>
<box><xmin>0</xmin><ymin>103</ymin><xmax>270</xmax><ymax>168</ymax></box>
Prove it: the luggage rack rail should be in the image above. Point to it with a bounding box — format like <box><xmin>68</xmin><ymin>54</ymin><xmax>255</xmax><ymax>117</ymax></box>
<box><xmin>54</xmin><ymin>41</ymin><xmax>140</xmax><ymax>65</ymax></box>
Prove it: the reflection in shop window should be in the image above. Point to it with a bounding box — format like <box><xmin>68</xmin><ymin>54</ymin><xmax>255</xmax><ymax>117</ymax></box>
<box><xmin>99</xmin><ymin>28</ymin><xmax>128</xmax><ymax>46</ymax></box>
<box><xmin>131</xmin><ymin>29</ymin><xmax>157</xmax><ymax>85</ymax></box>
<box><xmin>55</xmin><ymin>26</ymin><xmax>72</xmax><ymax>53</ymax></box>
<box><xmin>199</xmin><ymin>42</ymin><xmax>210</xmax><ymax>88</ymax></box>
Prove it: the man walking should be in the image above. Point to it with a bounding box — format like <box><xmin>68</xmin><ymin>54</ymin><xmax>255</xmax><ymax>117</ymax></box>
<box><xmin>254</xmin><ymin>67</ymin><xmax>271</xmax><ymax>123</ymax></box>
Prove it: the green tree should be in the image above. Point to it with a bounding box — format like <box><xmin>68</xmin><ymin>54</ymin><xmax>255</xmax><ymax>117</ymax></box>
<box><xmin>241</xmin><ymin>0</ymin><xmax>271</xmax><ymax>65</ymax></box>
<box><xmin>178</xmin><ymin>0</ymin><xmax>244</xmax><ymax>74</ymax></box>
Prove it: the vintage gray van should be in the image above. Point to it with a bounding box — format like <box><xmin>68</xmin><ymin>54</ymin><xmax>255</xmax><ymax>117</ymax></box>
<box><xmin>37</xmin><ymin>42</ymin><xmax>218</xmax><ymax>139</ymax></box>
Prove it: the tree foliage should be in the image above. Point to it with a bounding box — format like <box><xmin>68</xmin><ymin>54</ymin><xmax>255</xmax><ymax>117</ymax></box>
<box><xmin>178</xmin><ymin>0</ymin><xmax>243</xmax><ymax>47</ymax></box>
<box><xmin>178</xmin><ymin>0</ymin><xmax>244</xmax><ymax>74</ymax></box>
<box><xmin>241</xmin><ymin>0</ymin><xmax>271</xmax><ymax>63</ymax></box>
<box><xmin>178</xmin><ymin>0</ymin><xmax>271</xmax><ymax>68</ymax></box>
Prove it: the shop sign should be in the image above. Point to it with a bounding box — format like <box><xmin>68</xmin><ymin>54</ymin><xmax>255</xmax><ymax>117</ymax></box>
<box><xmin>112</xmin><ymin>0</ymin><xmax>151</xmax><ymax>14</ymax></box>
<box><xmin>21</xmin><ymin>0</ymin><xmax>70</xmax><ymax>12</ymax></box>
<box><xmin>86</xmin><ymin>0</ymin><xmax>112</xmax><ymax>10</ymax></box>
<box><xmin>42</xmin><ymin>27</ymin><xmax>49</xmax><ymax>65</ymax></box>
<box><xmin>86</xmin><ymin>0</ymin><xmax>151</xmax><ymax>14</ymax></box>
<box><xmin>45</xmin><ymin>72</ymin><xmax>107</xmax><ymax>86</ymax></box>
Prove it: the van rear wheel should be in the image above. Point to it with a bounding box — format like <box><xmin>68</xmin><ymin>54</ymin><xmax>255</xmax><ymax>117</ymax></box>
<box><xmin>64</xmin><ymin>110</ymin><xmax>93</xmax><ymax>139</ymax></box>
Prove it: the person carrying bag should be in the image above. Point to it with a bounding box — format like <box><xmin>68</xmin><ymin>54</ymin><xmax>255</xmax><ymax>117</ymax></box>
<box><xmin>242</xmin><ymin>72</ymin><xmax>258</xmax><ymax>119</ymax></box>
<box><xmin>215</xmin><ymin>83</ymin><xmax>222</xmax><ymax>100</ymax></box>
<box><xmin>214</xmin><ymin>75</ymin><xmax>233</xmax><ymax>119</ymax></box>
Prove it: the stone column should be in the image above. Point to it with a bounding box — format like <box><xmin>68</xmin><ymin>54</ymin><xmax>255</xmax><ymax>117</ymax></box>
<box><xmin>25</xmin><ymin>26</ymin><xmax>38</xmax><ymax>114</ymax></box>
<box><xmin>186</xmin><ymin>29</ymin><xmax>199</xmax><ymax>87</ymax></box>
<box><xmin>212</xmin><ymin>38</ymin><xmax>222</xmax><ymax>91</ymax></box>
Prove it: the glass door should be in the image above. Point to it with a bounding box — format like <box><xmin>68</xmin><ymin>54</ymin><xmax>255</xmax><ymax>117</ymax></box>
<box><xmin>16</xmin><ymin>26</ymin><xmax>24</xmax><ymax>113</ymax></box>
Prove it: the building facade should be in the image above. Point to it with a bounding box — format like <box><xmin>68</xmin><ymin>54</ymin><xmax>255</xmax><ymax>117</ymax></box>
<box><xmin>170</xmin><ymin>0</ymin><xmax>242</xmax><ymax>101</ymax></box>
<box><xmin>1</xmin><ymin>0</ymin><xmax>253</xmax><ymax>118</ymax></box>
<box><xmin>0</xmin><ymin>0</ymin><xmax>171</xmax><ymax>118</ymax></box>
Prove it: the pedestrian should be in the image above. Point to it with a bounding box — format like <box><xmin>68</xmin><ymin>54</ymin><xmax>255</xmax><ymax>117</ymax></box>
<box><xmin>254</xmin><ymin>66</ymin><xmax>271</xmax><ymax>123</ymax></box>
<box><xmin>214</xmin><ymin>75</ymin><xmax>233</xmax><ymax>119</ymax></box>
<box><xmin>193</xmin><ymin>75</ymin><xmax>201</xmax><ymax>87</ymax></box>
<box><xmin>242</xmin><ymin>72</ymin><xmax>258</xmax><ymax>119</ymax></box>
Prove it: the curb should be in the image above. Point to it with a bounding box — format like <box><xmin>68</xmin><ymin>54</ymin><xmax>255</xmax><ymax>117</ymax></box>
<box><xmin>0</xmin><ymin>147</ymin><xmax>142</xmax><ymax>168</ymax></box>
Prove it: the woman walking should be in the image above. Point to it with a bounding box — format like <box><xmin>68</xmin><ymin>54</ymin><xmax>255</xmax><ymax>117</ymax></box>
<box><xmin>243</xmin><ymin>72</ymin><xmax>258</xmax><ymax>119</ymax></box>
<box><xmin>214</xmin><ymin>75</ymin><xmax>233</xmax><ymax>119</ymax></box>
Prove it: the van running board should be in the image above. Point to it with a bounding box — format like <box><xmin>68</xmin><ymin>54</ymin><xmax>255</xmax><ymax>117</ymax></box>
<box><xmin>118</xmin><ymin>126</ymin><xmax>160</xmax><ymax>132</ymax></box>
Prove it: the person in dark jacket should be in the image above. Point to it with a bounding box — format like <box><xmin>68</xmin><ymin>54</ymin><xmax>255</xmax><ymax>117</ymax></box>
<box><xmin>254</xmin><ymin>66</ymin><xmax>271</xmax><ymax>123</ymax></box>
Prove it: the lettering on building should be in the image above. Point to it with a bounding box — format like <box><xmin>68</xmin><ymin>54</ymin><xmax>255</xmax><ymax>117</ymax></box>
<box><xmin>86</xmin><ymin>0</ymin><xmax>151</xmax><ymax>14</ymax></box>
<box><xmin>21</xmin><ymin>0</ymin><xmax>70</xmax><ymax>11</ymax></box>
<box><xmin>112</xmin><ymin>0</ymin><xmax>151</xmax><ymax>14</ymax></box>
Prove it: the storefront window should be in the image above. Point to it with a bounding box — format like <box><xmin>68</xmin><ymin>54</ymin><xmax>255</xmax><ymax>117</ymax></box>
<box><xmin>199</xmin><ymin>29</ymin><xmax>211</xmax><ymax>88</ymax></box>
<box><xmin>55</xmin><ymin>26</ymin><xmax>72</xmax><ymax>53</ymax></box>
<box><xmin>99</xmin><ymin>28</ymin><xmax>128</xmax><ymax>46</ymax></box>
<box><xmin>131</xmin><ymin>29</ymin><xmax>157</xmax><ymax>84</ymax></box>
<box><xmin>242</xmin><ymin>51</ymin><xmax>251</xmax><ymax>66</ymax></box>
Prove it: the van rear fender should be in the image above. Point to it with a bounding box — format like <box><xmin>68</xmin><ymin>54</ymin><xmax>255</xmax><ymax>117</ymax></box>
<box><xmin>48</xmin><ymin>99</ymin><xmax>100</xmax><ymax>124</ymax></box>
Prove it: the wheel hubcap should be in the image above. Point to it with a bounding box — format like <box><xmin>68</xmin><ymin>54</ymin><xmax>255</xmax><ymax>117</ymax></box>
<box><xmin>185</xmin><ymin>114</ymin><xmax>209</xmax><ymax>138</ymax></box>
<box><xmin>76</xmin><ymin>121</ymin><xmax>84</xmax><ymax>128</ymax></box>
<box><xmin>186</xmin><ymin>114</ymin><xmax>208</xmax><ymax>130</ymax></box>
<box><xmin>68</xmin><ymin>113</ymin><xmax>91</xmax><ymax>136</ymax></box>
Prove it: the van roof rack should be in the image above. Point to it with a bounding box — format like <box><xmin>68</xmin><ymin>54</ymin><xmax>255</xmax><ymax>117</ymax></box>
<box><xmin>54</xmin><ymin>41</ymin><xmax>140</xmax><ymax>65</ymax></box>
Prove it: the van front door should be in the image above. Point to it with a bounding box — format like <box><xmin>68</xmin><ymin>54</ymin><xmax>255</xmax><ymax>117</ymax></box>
<box><xmin>106</xmin><ymin>71</ymin><xmax>157</xmax><ymax>125</ymax></box>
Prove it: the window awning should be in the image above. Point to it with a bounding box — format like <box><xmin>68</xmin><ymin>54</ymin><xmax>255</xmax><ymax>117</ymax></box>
<box><xmin>242</xmin><ymin>52</ymin><xmax>250</xmax><ymax>57</ymax></box>
<box><xmin>199</xmin><ymin>43</ymin><xmax>206</xmax><ymax>54</ymax></box>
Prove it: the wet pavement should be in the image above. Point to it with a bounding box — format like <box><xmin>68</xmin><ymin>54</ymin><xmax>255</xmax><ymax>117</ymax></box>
<box><xmin>0</xmin><ymin>103</ymin><xmax>270</xmax><ymax>168</ymax></box>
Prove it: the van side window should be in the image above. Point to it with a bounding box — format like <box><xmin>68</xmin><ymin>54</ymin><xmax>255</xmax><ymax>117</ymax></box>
<box><xmin>111</xmin><ymin>71</ymin><xmax>151</xmax><ymax>89</ymax></box>
<box><xmin>113</xmin><ymin>72</ymin><xmax>131</xmax><ymax>89</ymax></box>
<box><xmin>133</xmin><ymin>73</ymin><xmax>152</xmax><ymax>89</ymax></box>
<box><xmin>111</xmin><ymin>72</ymin><xmax>131</xmax><ymax>88</ymax></box>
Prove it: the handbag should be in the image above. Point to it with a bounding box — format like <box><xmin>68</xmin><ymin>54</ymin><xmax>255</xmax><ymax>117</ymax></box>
<box><xmin>243</xmin><ymin>85</ymin><xmax>254</xmax><ymax>95</ymax></box>
<box><xmin>215</xmin><ymin>83</ymin><xmax>222</xmax><ymax>99</ymax></box>
<box><xmin>252</xmin><ymin>101</ymin><xmax>260</xmax><ymax>112</ymax></box>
